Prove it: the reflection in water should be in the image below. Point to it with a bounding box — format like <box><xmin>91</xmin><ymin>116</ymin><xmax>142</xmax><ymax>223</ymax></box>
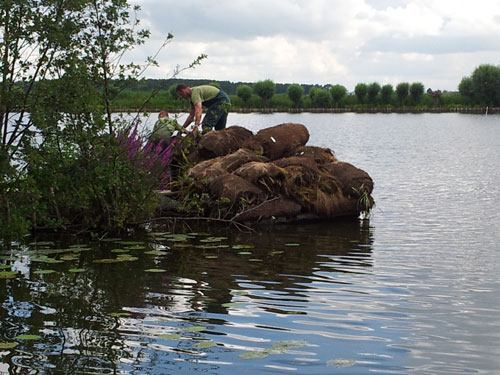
<box><xmin>3</xmin><ymin>113</ymin><xmax>499</xmax><ymax>374</ymax></box>
<box><xmin>0</xmin><ymin>220</ymin><xmax>400</xmax><ymax>374</ymax></box>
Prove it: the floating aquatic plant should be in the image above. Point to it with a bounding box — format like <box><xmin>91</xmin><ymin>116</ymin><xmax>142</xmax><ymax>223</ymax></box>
<box><xmin>110</xmin><ymin>312</ymin><xmax>132</xmax><ymax>318</ymax></box>
<box><xmin>15</xmin><ymin>334</ymin><xmax>41</xmax><ymax>341</ymax></box>
<box><xmin>239</xmin><ymin>340</ymin><xmax>307</xmax><ymax>360</ymax></box>
<box><xmin>68</xmin><ymin>268</ymin><xmax>86</xmax><ymax>273</ymax></box>
<box><xmin>144</xmin><ymin>268</ymin><xmax>166</xmax><ymax>273</ymax></box>
<box><xmin>327</xmin><ymin>358</ymin><xmax>357</xmax><ymax>367</ymax></box>
<box><xmin>158</xmin><ymin>333</ymin><xmax>183</xmax><ymax>340</ymax></box>
<box><xmin>183</xmin><ymin>326</ymin><xmax>205</xmax><ymax>333</ymax></box>
<box><xmin>33</xmin><ymin>269</ymin><xmax>56</xmax><ymax>275</ymax></box>
<box><xmin>194</xmin><ymin>340</ymin><xmax>217</xmax><ymax>349</ymax></box>
<box><xmin>93</xmin><ymin>258</ymin><xmax>123</xmax><ymax>264</ymax></box>
<box><xmin>0</xmin><ymin>271</ymin><xmax>17</xmax><ymax>279</ymax></box>
<box><xmin>232</xmin><ymin>244</ymin><xmax>255</xmax><ymax>250</ymax></box>
<box><xmin>0</xmin><ymin>342</ymin><xmax>18</xmax><ymax>349</ymax></box>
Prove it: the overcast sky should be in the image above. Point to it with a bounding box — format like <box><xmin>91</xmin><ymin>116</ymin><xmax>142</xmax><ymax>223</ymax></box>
<box><xmin>130</xmin><ymin>0</ymin><xmax>500</xmax><ymax>91</ymax></box>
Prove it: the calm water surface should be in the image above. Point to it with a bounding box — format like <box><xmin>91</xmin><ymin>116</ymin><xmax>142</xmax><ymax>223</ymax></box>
<box><xmin>1</xmin><ymin>113</ymin><xmax>499</xmax><ymax>374</ymax></box>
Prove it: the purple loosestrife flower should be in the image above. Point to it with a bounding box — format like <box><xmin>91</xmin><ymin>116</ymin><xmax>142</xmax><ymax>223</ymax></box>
<box><xmin>116</xmin><ymin>124</ymin><xmax>174</xmax><ymax>188</ymax></box>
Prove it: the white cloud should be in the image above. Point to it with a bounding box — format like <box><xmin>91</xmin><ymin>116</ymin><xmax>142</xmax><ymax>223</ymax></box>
<box><xmin>130</xmin><ymin>0</ymin><xmax>500</xmax><ymax>90</ymax></box>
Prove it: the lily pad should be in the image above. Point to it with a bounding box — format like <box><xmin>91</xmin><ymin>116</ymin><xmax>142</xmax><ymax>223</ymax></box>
<box><xmin>0</xmin><ymin>342</ymin><xmax>18</xmax><ymax>349</ymax></box>
<box><xmin>327</xmin><ymin>359</ymin><xmax>356</xmax><ymax>367</ymax></box>
<box><xmin>15</xmin><ymin>334</ymin><xmax>41</xmax><ymax>341</ymax></box>
<box><xmin>70</xmin><ymin>248</ymin><xmax>92</xmax><ymax>253</ymax></box>
<box><xmin>118</xmin><ymin>241</ymin><xmax>145</xmax><ymax>246</ymax></box>
<box><xmin>230</xmin><ymin>290</ymin><xmax>249</xmax><ymax>296</ymax></box>
<box><xmin>110</xmin><ymin>312</ymin><xmax>132</xmax><ymax>318</ymax></box>
<box><xmin>183</xmin><ymin>326</ymin><xmax>205</xmax><ymax>333</ymax></box>
<box><xmin>285</xmin><ymin>243</ymin><xmax>301</xmax><ymax>247</ymax></box>
<box><xmin>269</xmin><ymin>340</ymin><xmax>307</xmax><ymax>353</ymax></box>
<box><xmin>205</xmin><ymin>255</ymin><xmax>218</xmax><ymax>259</ymax></box>
<box><xmin>171</xmin><ymin>243</ymin><xmax>192</xmax><ymax>248</ymax></box>
<box><xmin>68</xmin><ymin>268</ymin><xmax>86</xmax><ymax>273</ymax></box>
<box><xmin>60</xmin><ymin>254</ymin><xmax>79</xmax><ymax>261</ymax></box>
<box><xmin>148</xmin><ymin>232</ymin><xmax>170</xmax><ymax>236</ymax></box>
<box><xmin>93</xmin><ymin>258</ymin><xmax>123</xmax><ymax>264</ymax></box>
<box><xmin>33</xmin><ymin>269</ymin><xmax>56</xmax><ymax>275</ymax></box>
<box><xmin>116</xmin><ymin>255</ymin><xmax>139</xmax><ymax>262</ymax></box>
<box><xmin>111</xmin><ymin>249</ymin><xmax>130</xmax><ymax>254</ymax></box>
<box><xmin>194</xmin><ymin>340</ymin><xmax>217</xmax><ymax>349</ymax></box>
<box><xmin>239</xmin><ymin>340</ymin><xmax>307</xmax><ymax>360</ymax></box>
<box><xmin>144</xmin><ymin>250</ymin><xmax>168</xmax><ymax>256</ymax></box>
<box><xmin>144</xmin><ymin>268</ymin><xmax>166</xmax><ymax>273</ymax></box>
<box><xmin>239</xmin><ymin>350</ymin><xmax>270</xmax><ymax>360</ymax></box>
<box><xmin>32</xmin><ymin>248</ymin><xmax>71</xmax><ymax>256</ymax></box>
<box><xmin>222</xmin><ymin>302</ymin><xmax>244</xmax><ymax>308</ymax></box>
<box><xmin>124</xmin><ymin>245</ymin><xmax>147</xmax><ymax>250</ymax></box>
<box><xmin>248</xmin><ymin>258</ymin><xmax>263</xmax><ymax>262</ymax></box>
<box><xmin>158</xmin><ymin>333</ymin><xmax>183</xmax><ymax>340</ymax></box>
<box><xmin>232</xmin><ymin>244</ymin><xmax>255</xmax><ymax>250</ymax></box>
<box><xmin>199</xmin><ymin>237</ymin><xmax>227</xmax><ymax>243</ymax></box>
<box><xmin>99</xmin><ymin>238</ymin><xmax>122</xmax><ymax>242</ymax></box>
<box><xmin>0</xmin><ymin>271</ymin><xmax>17</xmax><ymax>279</ymax></box>
<box><xmin>237</xmin><ymin>252</ymin><xmax>252</xmax><ymax>255</ymax></box>
<box><xmin>169</xmin><ymin>237</ymin><xmax>190</xmax><ymax>242</ymax></box>
<box><xmin>270</xmin><ymin>251</ymin><xmax>284</xmax><ymax>256</ymax></box>
<box><xmin>195</xmin><ymin>245</ymin><xmax>219</xmax><ymax>249</ymax></box>
<box><xmin>30</xmin><ymin>256</ymin><xmax>64</xmax><ymax>264</ymax></box>
<box><xmin>29</xmin><ymin>241</ymin><xmax>55</xmax><ymax>246</ymax></box>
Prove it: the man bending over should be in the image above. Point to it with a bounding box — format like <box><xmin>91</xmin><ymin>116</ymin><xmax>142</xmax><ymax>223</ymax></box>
<box><xmin>176</xmin><ymin>84</ymin><xmax>231</xmax><ymax>132</ymax></box>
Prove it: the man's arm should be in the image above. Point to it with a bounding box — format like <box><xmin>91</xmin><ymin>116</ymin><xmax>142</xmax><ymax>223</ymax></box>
<box><xmin>193</xmin><ymin>102</ymin><xmax>203</xmax><ymax>127</ymax></box>
<box><xmin>182</xmin><ymin>106</ymin><xmax>196</xmax><ymax>128</ymax></box>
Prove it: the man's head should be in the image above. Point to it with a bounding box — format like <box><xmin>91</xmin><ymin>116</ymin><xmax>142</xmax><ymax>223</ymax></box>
<box><xmin>158</xmin><ymin>110</ymin><xmax>169</xmax><ymax>119</ymax></box>
<box><xmin>176</xmin><ymin>84</ymin><xmax>191</xmax><ymax>99</ymax></box>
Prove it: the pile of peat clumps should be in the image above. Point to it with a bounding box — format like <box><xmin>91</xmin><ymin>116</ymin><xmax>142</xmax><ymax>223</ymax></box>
<box><xmin>168</xmin><ymin>123</ymin><xmax>374</xmax><ymax>223</ymax></box>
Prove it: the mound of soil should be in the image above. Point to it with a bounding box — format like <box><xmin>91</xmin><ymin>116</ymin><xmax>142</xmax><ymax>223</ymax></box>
<box><xmin>323</xmin><ymin>161</ymin><xmax>374</xmax><ymax>198</ymax></box>
<box><xmin>198</xmin><ymin>126</ymin><xmax>254</xmax><ymax>159</ymax></box>
<box><xmin>234</xmin><ymin>162</ymin><xmax>286</xmax><ymax>184</ymax></box>
<box><xmin>242</xmin><ymin>123</ymin><xmax>309</xmax><ymax>160</ymax></box>
<box><xmin>209</xmin><ymin>174</ymin><xmax>263</xmax><ymax>204</ymax></box>
<box><xmin>171</xmin><ymin>122</ymin><xmax>374</xmax><ymax>222</ymax></box>
<box><xmin>188</xmin><ymin>148</ymin><xmax>268</xmax><ymax>185</ymax></box>
<box><xmin>233</xmin><ymin>197</ymin><xmax>302</xmax><ymax>222</ymax></box>
<box><xmin>294</xmin><ymin>146</ymin><xmax>337</xmax><ymax>164</ymax></box>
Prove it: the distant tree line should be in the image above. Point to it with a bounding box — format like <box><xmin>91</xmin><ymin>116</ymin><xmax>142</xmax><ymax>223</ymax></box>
<box><xmin>109</xmin><ymin>64</ymin><xmax>500</xmax><ymax>110</ymax></box>
<box><xmin>458</xmin><ymin>64</ymin><xmax>500</xmax><ymax>106</ymax></box>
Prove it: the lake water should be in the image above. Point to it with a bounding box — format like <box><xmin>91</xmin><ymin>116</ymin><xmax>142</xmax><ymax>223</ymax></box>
<box><xmin>1</xmin><ymin>113</ymin><xmax>499</xmax><ymax>374</ymax></box>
